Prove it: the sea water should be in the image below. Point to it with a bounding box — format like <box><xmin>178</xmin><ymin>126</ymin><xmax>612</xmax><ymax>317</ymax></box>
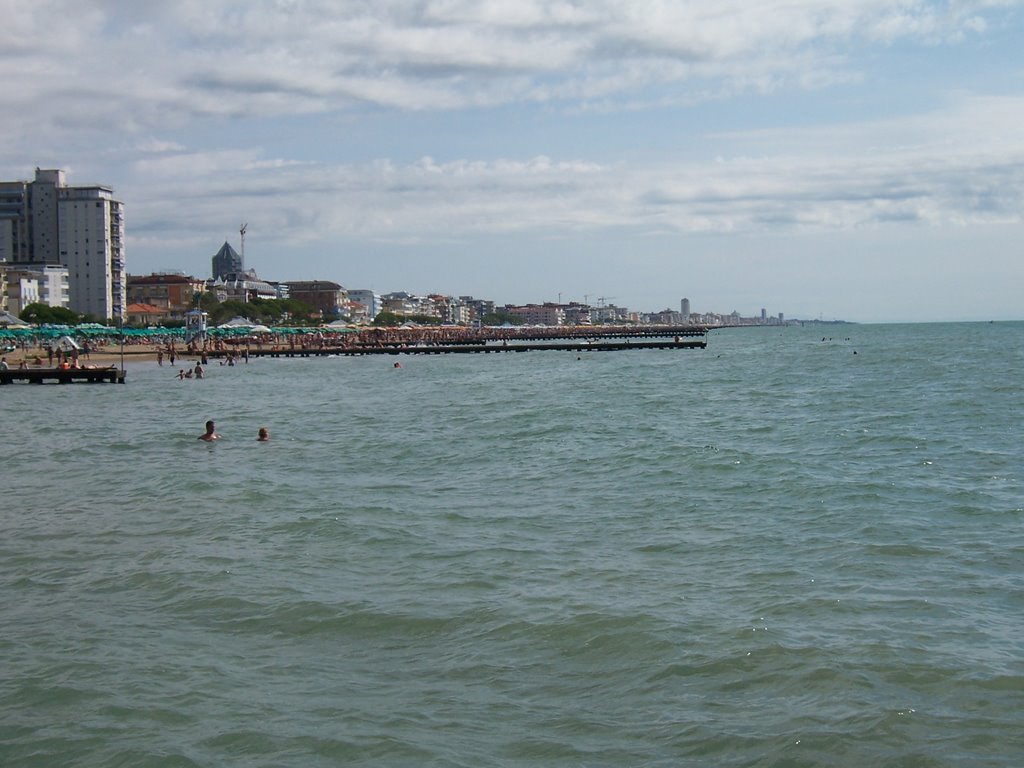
<box><xmin>1</xmin><ymin>322</ymin><xmax>1022</xmax><ymax>767</ymax></box>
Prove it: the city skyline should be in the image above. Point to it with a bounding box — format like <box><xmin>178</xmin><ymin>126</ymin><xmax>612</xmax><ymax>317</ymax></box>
<box><xmin>2</xmin><ymin>2</ymin><xmax>1023</xmax><ymax>324</ymax></box>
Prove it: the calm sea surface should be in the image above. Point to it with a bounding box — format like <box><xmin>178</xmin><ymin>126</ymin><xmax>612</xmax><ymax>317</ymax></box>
<box><xmin>2</xmin><ymin>322</ymin><xmax>1022</xmax><ymax>767</ymax></box>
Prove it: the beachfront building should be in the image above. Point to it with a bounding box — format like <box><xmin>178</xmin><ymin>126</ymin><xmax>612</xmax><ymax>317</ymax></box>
<box><xmin>646</xmin><ymin>308</ymin><xmax>686</xmax><ymax>324</ymax></box>
<box><xmin>0</xmin><ymin>181</ymin><xmax>29</xmax><ymax>263</ymax></box>
<box><xmin>506</xmin><ymin>303</ymin><xmax>565</xmax><ymax>326</ymax></box>
<box><xmin>125</xmin><ymin>302</ymin><xmax>171</xmax><ymax>326</ymax></box>
<box><xmin>591</xmin><ymin>304</ymin><xmax>629</xmax><ymax>324</ymax></box>
<box><xmin>0</xmin><ymin>168</ymin><xmax>125</xmax><ymax>321</ymax></box>
<box><xmin>0</xmin><ymin>264</ymin><xmax>69</xmax><ymax>311</ymax></box>
<box><xmin>347</xmin><ymin>290</ymin><xmax>380</xmax><ymax>321</ymax></box>
<box><xmin>287</xmin><ymin>280</ymin><xmax>347</xmax><ymax>319</ymax></box>
<box><xmin>0</xmin><ymin>268</ymin><xmax>38</xmax><ymax>314</ymax></box>
<box><xmin>561</xmin><ymin>303</ymin><xmax>592</xmax><ymax>326</ymax></box>
<box><xmin>210</xmin><ymin>271</ymin><xmax>279</xmax><ymax>303</ymax></box>
<box><xmin>127</xmin><ymin>273</ymin><xmax>207</xmax><ymax>320</ymax></box>
<box><xmin>380</xmin><ymin>291</ymin><xmax>414</xmax><ymax>317</ymax></box>
<box><xmin>380</xmin><ymin>291</ymin><xmax>440</xmax><ymax>319</ymax></box>
<box><xmin>342</xmin><ymin>298</ymin><xmax>371</xmax><ymax>324</ymax></box>
<box><xmin>459</xmin><ymin>297</ymin><xmax>495</xmax><ymax>325</ymax></box>
<box><xmin>428</xmin><ymin>294</ymin><xmax>472</xmax><ymax>325</ymax></box>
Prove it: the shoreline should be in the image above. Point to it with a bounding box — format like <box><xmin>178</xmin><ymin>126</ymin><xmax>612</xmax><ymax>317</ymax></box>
<box><xmin>3</xmin><ymin>346</ymin><xmax>190</xmax><ymax>367</ymax></box>
<box><xmin>2</xmin><ymin>324</ymin><xmax>712</xmax><ymax>367</ymax></box>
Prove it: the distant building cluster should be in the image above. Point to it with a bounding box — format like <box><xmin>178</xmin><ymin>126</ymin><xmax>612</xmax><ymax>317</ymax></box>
<box><xmin>1</xmin><ymin>167</ymin><xmax>794</xmax><ymax>327</ymax></box>
<box><xmin>0</xmin><ymin>168</ymin><xmax>124</xmax><ymax>321</ymax></box>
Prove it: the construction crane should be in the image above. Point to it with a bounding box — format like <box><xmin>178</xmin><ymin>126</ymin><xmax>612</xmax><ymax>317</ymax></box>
<box><xmin>596</xmin><ymin>296</ymin><xmax>616</xmax><ymax>307</ymax></box>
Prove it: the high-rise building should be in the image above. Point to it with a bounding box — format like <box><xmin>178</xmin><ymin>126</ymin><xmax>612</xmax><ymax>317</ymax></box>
<box><xmin>0</xmin><ymin>168</ymin><xmax>125</xmax><ymax>321</ymax></box>
<box><xmin>0</xmin><ymin>180</ymin><xmax>30</xmax><ymax>262</ymax></box>
<box><xmin>211</xmin><ymin>241</ymin><xmax>243</xmax><ymax>280</ymax></box>
<box><xmin>681</xmin><ymin>297</ymin><xmax>691</xmax><ymax>319</ymax></box>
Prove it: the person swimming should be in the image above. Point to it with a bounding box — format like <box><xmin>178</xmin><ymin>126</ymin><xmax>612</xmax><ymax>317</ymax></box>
<box><xmin>198</xmin><ymin>420</ymin><xmax>220</xmax><ymax>441</ymax></box>
<box><xmin>257</xmin><ymin>427</ymin><xmax>270</xmax><ymax>442</ymax></box>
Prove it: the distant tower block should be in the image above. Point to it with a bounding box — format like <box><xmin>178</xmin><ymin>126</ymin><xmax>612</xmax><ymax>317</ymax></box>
<box><xmin>681</xmin><ymin>297</ymin><xmax>691</xmax><ymax>319</ymax></box>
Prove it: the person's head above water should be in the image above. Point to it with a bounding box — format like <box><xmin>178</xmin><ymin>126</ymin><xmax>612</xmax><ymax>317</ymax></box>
<box><xmin>198</xmin><ymin>420</ymin><xmax>220</xmax><ymax>441</ymax></box>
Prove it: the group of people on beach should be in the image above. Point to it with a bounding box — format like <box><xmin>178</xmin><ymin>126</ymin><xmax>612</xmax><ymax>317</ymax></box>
<box><xmin>0</xmin><ymin>353</ymin><xmax>108</xmax><ymax>371</ymax></box>
<box><xmin>198</xmin><ymin>420</ymin><xmax>270</xmax><ymax>443</ymax></box>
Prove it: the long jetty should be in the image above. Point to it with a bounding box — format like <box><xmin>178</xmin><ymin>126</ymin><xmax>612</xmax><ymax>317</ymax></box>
<box><xmin>206</xmin><ymin>324</ymin><xmax>709</xmax><ymax>359</ymax></box>
<box><xmin>0</xmin><ymin>367</ymin><xmax>125</xmax><ymax>385</ymax></box>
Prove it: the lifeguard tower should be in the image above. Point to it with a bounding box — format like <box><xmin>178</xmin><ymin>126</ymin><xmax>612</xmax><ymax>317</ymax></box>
<box><xmin>184</xmin><ymin>308</ymin><xmax>208</xmax><ymax>347</ymax></box>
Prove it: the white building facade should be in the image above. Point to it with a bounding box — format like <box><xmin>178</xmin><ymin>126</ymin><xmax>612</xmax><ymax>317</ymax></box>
<box><xmin>0</xmin><ymin>168</ymin><xmax>125</xmax><ymax>321</ymax></box>
<box><xmin>1</xmin><ymin>264</ymin><xmax>69</xmax><ymax>312</ymax></box>
<box><xmin>59</xmin><ymin>185</ymin><xmax>126</xmax><ymax>320</ymax></box>
<box><xmin>348</xmin><ymin>290</ymin><xmax>381</xmax><ymax>320</ymax></box>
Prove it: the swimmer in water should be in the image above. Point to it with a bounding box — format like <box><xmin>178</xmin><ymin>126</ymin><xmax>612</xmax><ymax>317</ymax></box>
<box><xmin>257</xmin><ymin>426</ymin><xmax>270</xmax><ymax>442</ymax></box>
<box><xmin>198</xmin><ymin>420</ymin><xmax>220</xmax><ymax>441</ymax></box>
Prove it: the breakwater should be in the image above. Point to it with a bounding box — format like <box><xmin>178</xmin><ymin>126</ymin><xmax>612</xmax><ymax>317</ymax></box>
<box><xmin>207</xmin><ymin>324</ymin><xmax>710</xmax><ymax>358</ymax></box>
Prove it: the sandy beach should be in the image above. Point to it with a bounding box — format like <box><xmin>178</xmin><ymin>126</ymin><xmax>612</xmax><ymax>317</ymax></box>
<box><xmin>3</xmin><ymin>344</ymin><xmax>190</xmax><ymax>367</ymax></box>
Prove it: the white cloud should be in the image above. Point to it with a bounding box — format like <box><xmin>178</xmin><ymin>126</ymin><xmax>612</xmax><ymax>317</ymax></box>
<box><xmin>2</xmin><ymin>0</ymin><xmax>1022</xmax><ymax>319</ymax></box>
<box><xmin>112</xmin><ymin>91</ymin><xmax>1024</xmax><ymax>257</ymax></box>
<box><xmin>1</xmin><ymin>0</ymin><xmax>1017</xmax><ymax>140</ymax></box>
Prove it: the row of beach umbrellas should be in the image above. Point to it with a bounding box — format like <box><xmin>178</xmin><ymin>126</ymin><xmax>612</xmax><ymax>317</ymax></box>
<box><xmin>0</xmin><ymin>314</ymin><xmax>364</xmax><ymax>340</ymax></box>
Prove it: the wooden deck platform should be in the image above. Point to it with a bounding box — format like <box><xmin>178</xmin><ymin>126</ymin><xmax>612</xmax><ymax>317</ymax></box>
<box><xmin>0</xmin><ymin>367</ymin><xmax>126</xmax><ymax>385</ymax></box>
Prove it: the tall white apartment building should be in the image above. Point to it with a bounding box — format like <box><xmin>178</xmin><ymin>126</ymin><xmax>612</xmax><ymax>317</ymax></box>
<box><xmin>0</xmin><ymin>168</ymin><xmax>125</xmax><ymax>321</ymax></box>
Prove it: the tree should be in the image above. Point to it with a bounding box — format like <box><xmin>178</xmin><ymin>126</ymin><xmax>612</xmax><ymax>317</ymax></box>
<box><xmin>372</xmin><ymin>311</ymin><xmax>403</xmax><ymax>326</ymax></box>
<box><xmin>18</xmin><ymin>303</ymin><xmax>80</xmax><ymax>325</ymax></box>
<box><xmin>198</xmin><ymin>290</ymin><xmax>220</xmax><ymax>314</ymax></box>
<box><xmin>407</xmin><ymin>314</ymin><xmax>442</xmax><ymax>325</ymax></box>
<box><xmin>482</xmin><ymin>311</ymin><xmax>525</xmax><ymax>326</ymax></box>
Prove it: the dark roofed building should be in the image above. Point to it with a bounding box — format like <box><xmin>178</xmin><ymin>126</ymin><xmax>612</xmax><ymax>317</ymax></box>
<box><xmin>287</xmin><ymin>280</ymin><xmax>347</xmax><ymax>318</ymax></box>
<box><xmin>211</xmin><ymin>241</ymin><xmax>243</xmax><ymax>280</ymax></box>
<box><xmin>126</xmin><ymin>273</ymin><xmax>206</xmax><ymax>319</ymax></box>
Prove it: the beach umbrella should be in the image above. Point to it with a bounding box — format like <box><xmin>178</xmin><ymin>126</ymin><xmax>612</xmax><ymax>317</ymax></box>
<box><xmin>0</xmin><ymin>311</ymin><xmax>31</xmax><ymax>329</ymax></box>
<box><xmin>217</xmin><ymin>316</ymin><xmax>260</xmax><ymax>329</ymax></box>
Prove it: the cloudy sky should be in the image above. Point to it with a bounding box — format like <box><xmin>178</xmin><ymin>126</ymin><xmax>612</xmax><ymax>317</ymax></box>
<box><xmin>3</xmin><ymin>0</ymin><xmax>1023</xmax><ymax>322</ymax></box>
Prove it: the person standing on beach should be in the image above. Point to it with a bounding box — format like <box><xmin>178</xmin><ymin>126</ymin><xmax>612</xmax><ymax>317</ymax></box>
<box><xmin>198</xmin><ymin>420</ymin><xmax>220</xmax><ymax>441</ymax></box>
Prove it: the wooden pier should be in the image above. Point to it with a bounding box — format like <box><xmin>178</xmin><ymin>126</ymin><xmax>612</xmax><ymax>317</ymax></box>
<box><xmin>213</xmin><ymin>338</ymin><xmax>707</xmax><ymax>359</ymax></box>
<box><xmin>0</xmin><ymin>367</ymin><xmax>126</xmax><ymax>385</ymax></box>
